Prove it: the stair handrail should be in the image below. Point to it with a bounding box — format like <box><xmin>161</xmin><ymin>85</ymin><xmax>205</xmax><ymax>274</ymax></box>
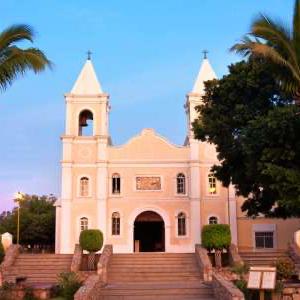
<box><xmin>0</xmin><ymin>244</ymin><xmax>21</xmax><ymax>286</ymax></box>
<box><xmin>97</xmin><ymin>244</ymin><xmax>113</xmax><ymax>284</ymax></box>
<box><xmin>195</xmin><ymin>244</ymin><xmax>213</xmax><ymax>281</ymax></box>
<box><xmin>71</xmin><ymin>244</ymin><xmax>83</xmax><ymax>272</ymax></box>
<box><xmin>74</xmin><ymin>245</ymin><xmax>113</xmax><ymax>300</ymax></box>
<box><xmin>212</xmin><ymin>272</ymin><xmax>245</xmax><ymax>300</ymax></box>
<box><xmin>228</xmin><ymin>244</ymin><xmax>244</xmax><ymax>267</ymax></box>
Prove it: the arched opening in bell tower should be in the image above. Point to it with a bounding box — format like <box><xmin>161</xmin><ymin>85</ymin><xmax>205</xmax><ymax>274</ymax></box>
<box><xmin>78</xmin><ymin>109</ymin><xmax>93</xmax><ymax>136</ymax></box>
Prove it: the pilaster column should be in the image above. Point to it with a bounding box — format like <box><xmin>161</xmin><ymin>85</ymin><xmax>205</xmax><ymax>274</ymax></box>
<box><xmin>189</xmin><ymin>139</ymin><xmax>201</xmax><ymax>245</ymax></box>
<box><xmin>228</xmin><ymin>184</ymin><xmax>238</xmax><ymax>245</ymax></box>
<box><xmin>96</xmin><ymin>133</ymin><xmax>108</xmax><ymax>241</ymax></box>
<box><xmin>97</xmin><ymin>164</ymin><xmax>107</xmax><ymax>241</ymax></box>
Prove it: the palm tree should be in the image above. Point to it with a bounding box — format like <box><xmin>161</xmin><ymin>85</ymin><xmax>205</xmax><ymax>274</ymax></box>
<box><xmin>231</xmin><ymin>0</ymin><xmax>300</xmax><ymax>104</ymax></box>
<box><xmin>0</xmin><ymin>24</ymin><xmax>51</xmax><ymax>91</ymax></box>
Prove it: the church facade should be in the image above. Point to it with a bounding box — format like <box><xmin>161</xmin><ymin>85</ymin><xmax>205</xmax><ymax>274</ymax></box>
<box><xmin>55</xmin><ymin>57</ymin><xmax>300</xmax><ymax>254</ymax></box>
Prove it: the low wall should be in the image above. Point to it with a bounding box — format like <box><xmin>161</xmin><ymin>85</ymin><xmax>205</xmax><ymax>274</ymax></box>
<box><xmin>229</xmin><ymin>244</ymin><xmax>244</xmax><ymax>266</ymax></box>
<box><xmin>195</xmin><ymin>244</ymin><xmax>213</xmax><ymax>281</ymax></box>
<box><xmin>71</xmin><ymin>244</ymin><xmax>82</xmax><ymax>272</ymax></box>
<box><xmin>212</xmin><ymin>273</ymin><xmax>245</xmax><ymax>300</ymax></box>
<box><xmin>74</xmin><ymin>245</ymin><xmax>113</xmax><ymax>300</ymax></box>
<box><xmin>0</xmin><ymin>244</ymin><xmax>21</xmax><ymax>286</ymax></box>
<box><xmin>280</xmin><ymin>283</ymin><xmax>300</xmax><ymax>300</ymax></box>
<box><xmin>74</xmin><ymin>274</ymin><xmax>105</xmax><ymax>300</ymax></box>
<box><xmin>97</xmin><ymin>244</ymin><xmax>113</xmax><ymax>284</ymax></box>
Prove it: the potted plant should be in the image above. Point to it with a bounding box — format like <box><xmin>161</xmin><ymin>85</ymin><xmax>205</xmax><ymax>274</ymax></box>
<box><xmin>201</xmin><ymin>224</ymin><xmax>231</xmax><ymax>268</ymax></box>
<box><xmin>79</xmin><ymin>229</ymin><xmax>103</xmax><ymax>271</ymax></box>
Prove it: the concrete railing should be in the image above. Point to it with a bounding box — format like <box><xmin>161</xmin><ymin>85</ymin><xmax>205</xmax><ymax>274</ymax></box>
<box><xmin>212</xmin><ymin>273</ymin><xmax>245</xmax><ymax>300</ymax></box>
<box><xmin>228</xmin><ymin>244</ymin><xmax>244</xmax><ymax>267</ymax></box>
<box><xmin>71</xmin><ymin>244</ymin><xmax>83</xmax><ymax>272</ymax></box>
<box><xmin>0</xmin><ymin>244</ymin><xmax>21</xmax><ymax>286</ymax></box>
<box><xmin>97</xmin><ymin>244</ymin><xmax>113</xmax><ymax>284</ymax></box>
<box><xmin>74</xmin><ymin>244</ymin><xmax>113</xmax><ymax>300</ymax></box>
<box><xmin>74</xmin><ymin>274</ymin><xmax>105</xmax><ymax>300</ymax></box>
<box><xmin>195</xmin><ymin>244</ymin><xmax>213</xmax><ymax>281</ymax></box>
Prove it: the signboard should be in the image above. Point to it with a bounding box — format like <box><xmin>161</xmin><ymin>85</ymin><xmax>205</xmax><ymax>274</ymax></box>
<box><xmin>247</xmin><ymin>267</ymin><xmax>276</xmax><ymax>290</ymax></box>
<box><xmin>261</xmin><ymin>270</ymin><xmax>276</xmax><ymax>290</ymax></box>
<box><xmin>136</xmin><ymin>176</ymin><xmax>161</xmax><ymax>191</ymax></box>
<box><xmin>247</xmin><ymin>270</ymin><xmax>262</xmax><ymax>289</ymax></box>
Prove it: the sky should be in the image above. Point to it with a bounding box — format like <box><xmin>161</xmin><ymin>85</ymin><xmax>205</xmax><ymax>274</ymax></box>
<box><xmin>0</xmin><ymin>0</ymin><xmax>294</xmax><ymax>211</ymax></box>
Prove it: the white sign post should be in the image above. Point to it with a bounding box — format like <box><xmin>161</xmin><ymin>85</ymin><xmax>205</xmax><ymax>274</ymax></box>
<box><xmin>247</xmin><ymin>267</ymin><xmax>276</xmax><ymax>300</ymax></box>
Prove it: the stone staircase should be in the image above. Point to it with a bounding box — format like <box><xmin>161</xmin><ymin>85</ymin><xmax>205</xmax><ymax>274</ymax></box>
<box><xmin>3</xmin><ymin>254</ymin><xmax>72</xmax><ymax>285</ymax></box>
<box><xmin>239</xmin><ymin>249</ymin><xmax>289</xmax><ymax>266</ymax></box>
<box><xmin>97</xmin><ymin>253</ymin><xmax>215</xmax><ymax>300</ymax></box>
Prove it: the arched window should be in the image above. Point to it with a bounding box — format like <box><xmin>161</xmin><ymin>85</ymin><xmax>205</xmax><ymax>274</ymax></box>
<box><xmin>176</xmin><ymin>173</ymin><xmax>186</xmax><ymax>194</ymax></box>
<box><xmin>177</xmin><ymin>212</ymin><xmax>186</xmax><ymax>236</ymax></box>
<box><xmin>112</xmin><ymin>173</ymin><xmax>121</xmax><ymax>194</ymax></box>
<box><xmin>208</xmin><ymin>173</ymin><xmax>217</xmax><ymax>194</ymax></box>
<box><xmin>80</xmin><ymin>217</ymin><xmax>88</xmax><ymax>231</ymax></box>
<box><xmin>80</xmin><ymin>177</ymin><xmax>89</xmax><ymax>197</ymax></box>
<box><xmin>78</xmin><ymin>110</ymin><xmax>93</xmax><ymax>136</ymax></box>
<box><xmin>209</xmin><ymin>216</ymin><xmax>218</xmax><ymax>224</ymax></box>
<box><xmin>112</xmin><ymin>212</ymin><xmax>120</xmax><ymax>235</ymax></box>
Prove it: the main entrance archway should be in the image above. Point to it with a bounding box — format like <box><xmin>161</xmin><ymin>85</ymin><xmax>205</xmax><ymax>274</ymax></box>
<box><xmin>134</xmin><ymin>211</ymin><xmax>165</xmax><ymax>252</ymax></box>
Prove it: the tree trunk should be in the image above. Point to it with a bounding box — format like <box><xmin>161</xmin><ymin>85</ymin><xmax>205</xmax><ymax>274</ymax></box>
<box><xmin>214</xmin><ymin>249</ymin><xmax>222</xmax><ymax>269</ymax></box>
<box><xmin>88</xmin><ymin>252</ymin><xmax>96</xmax><ymax>271</ymax></box>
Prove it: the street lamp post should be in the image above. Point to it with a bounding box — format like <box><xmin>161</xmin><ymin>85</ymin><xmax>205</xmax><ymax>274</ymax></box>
<box><xmin>15</xmin><ymin>192</ymin><xmax>23</xmax><ymax>245</ymax></box>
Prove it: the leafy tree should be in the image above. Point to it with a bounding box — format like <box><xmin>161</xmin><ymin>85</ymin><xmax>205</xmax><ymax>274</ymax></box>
<box><xmin>231</xmin><ymin>0</ymin><xmax>300</xmax><ymax>103</ymax></box>
<box><xmin>193</xmin><ymin>58</ymin><xmax>300</xmax><ymax>217</ymax></box>
<box><xmin>0</xmin><ymin>24</ymin><xmax>51</xmax><ymax>91</ymax></box>
<box><xmin>0</xmin><ymin>194</ymin><xmax>56</xmax><ymax>247</ymax></box>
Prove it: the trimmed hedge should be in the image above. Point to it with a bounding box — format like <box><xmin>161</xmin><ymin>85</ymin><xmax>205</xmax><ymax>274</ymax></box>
<box><xmin>79</xmin><ymin>229</ymin><xmax>103</xmax><ymax>253</ymax></box>
<box><xmin>201</xmin><ymin>224</ymin><xmax>231</xmax><ymax>250</ymax></box>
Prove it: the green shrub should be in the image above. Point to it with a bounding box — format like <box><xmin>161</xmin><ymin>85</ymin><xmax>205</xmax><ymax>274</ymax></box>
<box><xmin>57</xmin><ymin>272</ymin><xmax>82</xmax><ymax>300</ymax></box>
<box><xmin>0</xmin><ymin>242</ymin><xmax>5</xmax><ymax>264</ymax></box>
<box><xmin>79</xmin><ymin>229</ymin><xmax>103</xmax><ymax>253</ymax></box>
<box><xmin>201</xmin><ymin>224</ymin><xmax>231</xmax><ymax>250</ymax></box>
<box><xmin>231</xmin><ymin>262</ymin><xmax>249</xmax><ymax>276</ymax></box>
<box><xmin>234</xmin><ymin>279</ymin><xmax>252</xmax><ymax>299</ymax></box>
<box><xmin>23</xmin><ymin>287</ymin><xmax>37</xmax><ymax>300</ymax></box>
<box><xmin>0</xmin><ymin>282</ymin><xmax>15</xmax><ymax>300</ymax></box>
<box><xmin>275</xmin><ymin>258</ymin><xmax>295</xmax><ymax>280</ymax></box>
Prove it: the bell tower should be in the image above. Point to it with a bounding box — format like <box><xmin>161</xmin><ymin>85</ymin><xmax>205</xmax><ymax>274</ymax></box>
<box><xmin>185</xmin><ymin>53</ymin><xmax>217</xmax><ymax>246</ymax></box>
<box><xmin>185</xmin><ymin>52</ymin><xmax>216</xmax><ymax>142</ymax></box>
<box><xmin>56</xmin><ymin>56</ymin><xmax>110</xmax><ymax>254</ymax></box>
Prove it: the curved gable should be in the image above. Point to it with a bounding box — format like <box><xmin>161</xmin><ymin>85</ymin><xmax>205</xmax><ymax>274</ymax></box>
<box><xmin>108</xmin><ymin>128</ymin><xmax>189</xmax><ymax>161</ymax></box>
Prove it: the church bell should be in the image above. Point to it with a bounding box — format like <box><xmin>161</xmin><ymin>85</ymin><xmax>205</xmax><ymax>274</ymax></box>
<box><xmin>79</xmin><ymin>115</ymin><xmax>88</xmax><ymax>127</ymax></box>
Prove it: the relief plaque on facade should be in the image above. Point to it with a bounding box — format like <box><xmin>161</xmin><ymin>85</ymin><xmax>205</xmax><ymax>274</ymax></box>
<box><xmin>136</xmin><ymin>176</ymin><xmax>161</xmax><ymax>191</ymax></box>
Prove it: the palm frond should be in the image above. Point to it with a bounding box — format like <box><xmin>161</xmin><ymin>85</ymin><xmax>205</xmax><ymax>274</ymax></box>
<box><xmin>0</xmin><ymin>24</ymin><xmax>34</xmax><ymax>50</ymax></box>
<box><xmin>251</xmin><ymin>14</ymin><xmax>299</xmax><ymax>72</ymax></box>
<box><xmin>251</xmin><ymin>42</ymin><xmax>300</xmax><ymax>82</ymax></box>
<box><xmin>293</xmin><ymin>0</ymin><xmax>300</xmax><ymax>62</ymax></box>
<box><xmin>0</xmin><ymin>46</ymin><xmax>52</xmax><ymax>91</ymax></box>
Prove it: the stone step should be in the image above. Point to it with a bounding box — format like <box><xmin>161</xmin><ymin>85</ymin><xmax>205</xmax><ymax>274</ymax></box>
<box><xmin>97</xmin><ymin>296</ymin><xmax>214</xmax><ymax>300</ymax></box>
<box><xmin>109</xmin><ymin>268</ymin><xmax>199</xmax><ymax>273</ymax></box>
<box><xmin>97</xmin><ymin>282</ymin><xmax>214</xmax><ymax>300</ymax></box>
<box><xmin>112</xmin><ymin>253</ymin><xmax>195</xmax><ymax>257</ymax></box>
<box><xmin>112</xmin><ymin>257</ymin><xmax>196</xmax><ymax>263</ymax></box>
<box><xmin>3</xmin><ymin>253</ymin><xmax>72</xmax><ymax>285</ymax></box>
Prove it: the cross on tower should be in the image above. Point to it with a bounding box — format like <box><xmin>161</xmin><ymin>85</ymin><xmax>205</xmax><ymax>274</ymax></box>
<box><xmin>87</xmin><ymin>50</ymin><xmax>92</xmax><ymax>60</ymax></box>
<box><xmin>202</xmin><ymin>50</ymin><xmax>209</xmax><ymax>59</ymax></box>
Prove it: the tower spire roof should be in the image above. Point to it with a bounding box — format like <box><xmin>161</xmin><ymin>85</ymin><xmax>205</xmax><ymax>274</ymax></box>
<box><xmin>71</xmin><ymin>58</ymin><xmax>103</xmax><ymax>95</ymax></box>
<box><xmin>192</xmin><ymin>56</ymin><xmax>217</xmax><ymax>94</ymax></box>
